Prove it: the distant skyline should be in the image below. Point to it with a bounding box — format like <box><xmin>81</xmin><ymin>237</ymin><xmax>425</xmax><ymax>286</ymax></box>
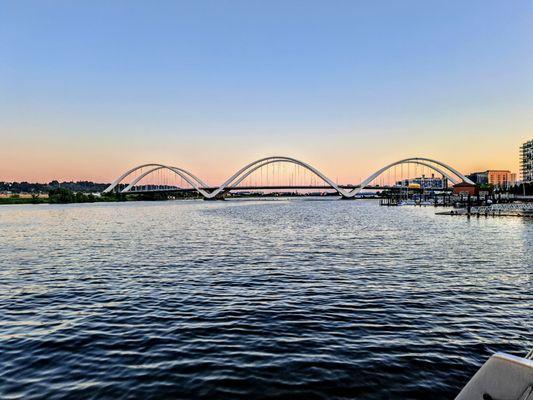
<box><xmin>1</xmin><ymin>1</ymin><xmax>532</xmax><ymax>184</ymax></box>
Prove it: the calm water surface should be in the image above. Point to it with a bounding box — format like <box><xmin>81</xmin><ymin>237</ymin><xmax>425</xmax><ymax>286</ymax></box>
<box><xmin>0</xmin><ymin>199</ymin><xmax>531</xmax><ymax>399</ymax></box>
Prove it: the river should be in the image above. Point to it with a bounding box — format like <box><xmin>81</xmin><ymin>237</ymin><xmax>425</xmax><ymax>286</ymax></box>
<box><xmin>1</xmin><ymin>199</ymin><xmax>531</xmax><ymax>399</ymax></box>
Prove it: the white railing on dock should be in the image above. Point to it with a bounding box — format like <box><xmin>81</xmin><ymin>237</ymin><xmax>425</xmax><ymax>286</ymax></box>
<box><xmin>469</xmin><ymin>203</ymin><xmax>533</xmax><ymax>215</ymax></box>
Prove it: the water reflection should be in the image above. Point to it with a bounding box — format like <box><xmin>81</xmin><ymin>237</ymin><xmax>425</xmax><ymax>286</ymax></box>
<box><xmin>0</xmin><ymin>199</ymin><xmax>531</xmax><ymax>399</ymax></box>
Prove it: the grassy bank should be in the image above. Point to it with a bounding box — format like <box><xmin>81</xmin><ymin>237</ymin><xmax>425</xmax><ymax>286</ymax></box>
<box><xmin>0</xmin><ymin>189</ymin><xmax>200</xmax><ymax>205</ymax></box>
<box><xmin>0</xmin><ymin>189</ymin><xmax>123</xmax><ymax>205</ymax></box>
<box><xmin>0</xmin><ymin>196</ymin><xmax>49</xmax><ymax>205</ymax></box>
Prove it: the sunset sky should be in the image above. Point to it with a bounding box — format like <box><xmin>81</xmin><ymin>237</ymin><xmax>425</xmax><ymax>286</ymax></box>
<box><xmin>1</xmin><ymin>1</ymin><xmax>532</xmax><ymax>184</ymax></box>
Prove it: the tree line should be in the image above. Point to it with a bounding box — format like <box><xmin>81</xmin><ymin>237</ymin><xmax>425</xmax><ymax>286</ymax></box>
<box><xmin>0</xmin><ymin>181</ymin><xmax>109</xmax><ymax>194</ymax></box>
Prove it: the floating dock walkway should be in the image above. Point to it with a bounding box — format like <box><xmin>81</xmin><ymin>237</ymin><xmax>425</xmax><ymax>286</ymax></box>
<box><xmin>437</xmin><ymin>203</ymin><xmax>533</xmax><ymax>218</ymax></box>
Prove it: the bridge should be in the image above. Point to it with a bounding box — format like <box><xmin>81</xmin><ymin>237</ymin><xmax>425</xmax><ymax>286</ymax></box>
<box><xmin>103</xmin><ymin>156</ymin><xmax>474</xmax><ymax>199</ymax></box>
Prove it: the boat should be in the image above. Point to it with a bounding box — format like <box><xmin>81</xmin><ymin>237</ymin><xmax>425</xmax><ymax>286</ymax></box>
<box><xmin>456</xmin><ymin>349</ymin><xmax>533</xmax><ymax>399</ymax></box>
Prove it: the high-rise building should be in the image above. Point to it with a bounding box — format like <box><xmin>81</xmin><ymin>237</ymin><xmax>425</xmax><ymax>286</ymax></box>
<box><xmin>520</xmin><ymin>139</ymin><xmax>533</xmax><ymax>183</ymax></box>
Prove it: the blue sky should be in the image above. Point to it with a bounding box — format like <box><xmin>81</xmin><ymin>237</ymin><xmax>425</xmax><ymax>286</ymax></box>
<box><xmin>1</xmin><ymin>1</ymin><xmax>532</xmax><ymax>181</ymax></box>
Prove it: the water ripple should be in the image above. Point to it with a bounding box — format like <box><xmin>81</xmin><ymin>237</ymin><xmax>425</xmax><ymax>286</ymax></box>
<box><xmin>0</xmin><ymin>199</ymin><xmax>531</xmax><ymax>399</ymax></box>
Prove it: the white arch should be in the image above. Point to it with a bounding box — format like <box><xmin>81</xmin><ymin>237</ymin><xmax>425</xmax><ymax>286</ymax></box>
<box><xmin>103</xmin><ymin>163</ymin><xmax>208</xmax><ymax>194</ymax></box>
<box><xmin>115</xmin><ymin>157</ymin><xmax>346</xmax><ymax>197</ymax></box>
<box><xmin>116</xmin><ymin>158</ymin><xmax>457</xmax><ymax>198</ymax></box>
<box><xmin>103</xmin><ymin>156</ymin><xmax>472</xmax><ymax>199</ymax></box>
<box><xmin>121</xmin><ymin>166</ymin><xmax>191</xmax><ymax>193</ymax></box>
<box><xmin>361</xmin><ymin>160</ymin><xmax>458</xmax><ymax>185</ymax></box>
<box><xmin>121</xmin><ymin>166</ymin><xmax>169</xmax><ymax>192</ymax></box>
<box><xmin>217</xmin><ymin>158</ymin><xmax>456</xmax><ymax>194</ymax></box>
<box><xmin>352</xmin><ymin>157</ymin><xmax>473</xmax><ymax>197</ymax></box>
<box><xmin>208</xmin><ymin>156</ymin><xmax>348</xmax><ymax>198</ymax></box>
<box><xmin>127</xmin><ymin>165</ymin><xmax>213</xmax><ymax>198</ymax></box>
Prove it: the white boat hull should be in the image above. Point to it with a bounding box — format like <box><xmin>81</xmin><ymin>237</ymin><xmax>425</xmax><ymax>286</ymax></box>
<box><xmin>456</xmin><ymin>352</ymin><xmax>533</xmax><ymax>400</ymax></box>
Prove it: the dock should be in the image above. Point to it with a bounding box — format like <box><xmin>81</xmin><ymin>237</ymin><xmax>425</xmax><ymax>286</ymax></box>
<box><xmin>437</xmin><ymin>203</ymin><xmax>533</xmax><ymax>218</ymax></box>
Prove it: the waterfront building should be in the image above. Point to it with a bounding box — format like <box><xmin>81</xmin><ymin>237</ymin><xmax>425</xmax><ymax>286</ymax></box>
<box><xmin>520</xmin><ymin>139</ymin><xmax>533</xmax><ymax>183</ymax></box>
<box><xmin>466</xmin><ymin>170</ymin><xmax>516</xmax><ymax>189</ymax></box>
<box><xmin>466</xmin><ymin>172</ymin><xmax>489</xmax><ymax>185</ymax></box>
<box><xmin>397</xmin><ymin>174</ymin><xmax>445</xmax><ymax>189</ymax></box>
<box><xmin>487</xmin><ymin>170</ymin><xmax>516</xmax><ymax>188</ymax></box>
<box><xmin>453</xmin><ymin>182</ymin><xmax>477</xmax><ymax>196</ymax></box>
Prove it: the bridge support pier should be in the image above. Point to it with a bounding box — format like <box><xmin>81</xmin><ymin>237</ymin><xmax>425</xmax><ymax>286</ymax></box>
<box><xmin>203</xmin><ymin>192</ymin><xmax>227</xmax><ymax>201</ymax></box>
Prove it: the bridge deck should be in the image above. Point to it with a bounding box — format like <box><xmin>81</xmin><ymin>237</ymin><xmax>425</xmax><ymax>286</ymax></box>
<box><xmin>124</xmin><ymin>185</ymin><xmax>450</xmax><ymax>194</ymax></box>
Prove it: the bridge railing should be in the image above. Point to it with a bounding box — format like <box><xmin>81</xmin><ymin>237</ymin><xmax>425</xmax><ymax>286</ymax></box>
<box><xmin>469</xmin><ymin>203</ymin><xmax>533</xmax><ymax>214</ymax></box>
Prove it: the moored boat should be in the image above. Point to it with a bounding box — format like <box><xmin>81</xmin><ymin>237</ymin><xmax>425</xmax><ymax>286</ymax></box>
<box><xmin>456</xmin><ymin>350</ymin><xmax>533</xmax><ymax>399</ymax></box>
